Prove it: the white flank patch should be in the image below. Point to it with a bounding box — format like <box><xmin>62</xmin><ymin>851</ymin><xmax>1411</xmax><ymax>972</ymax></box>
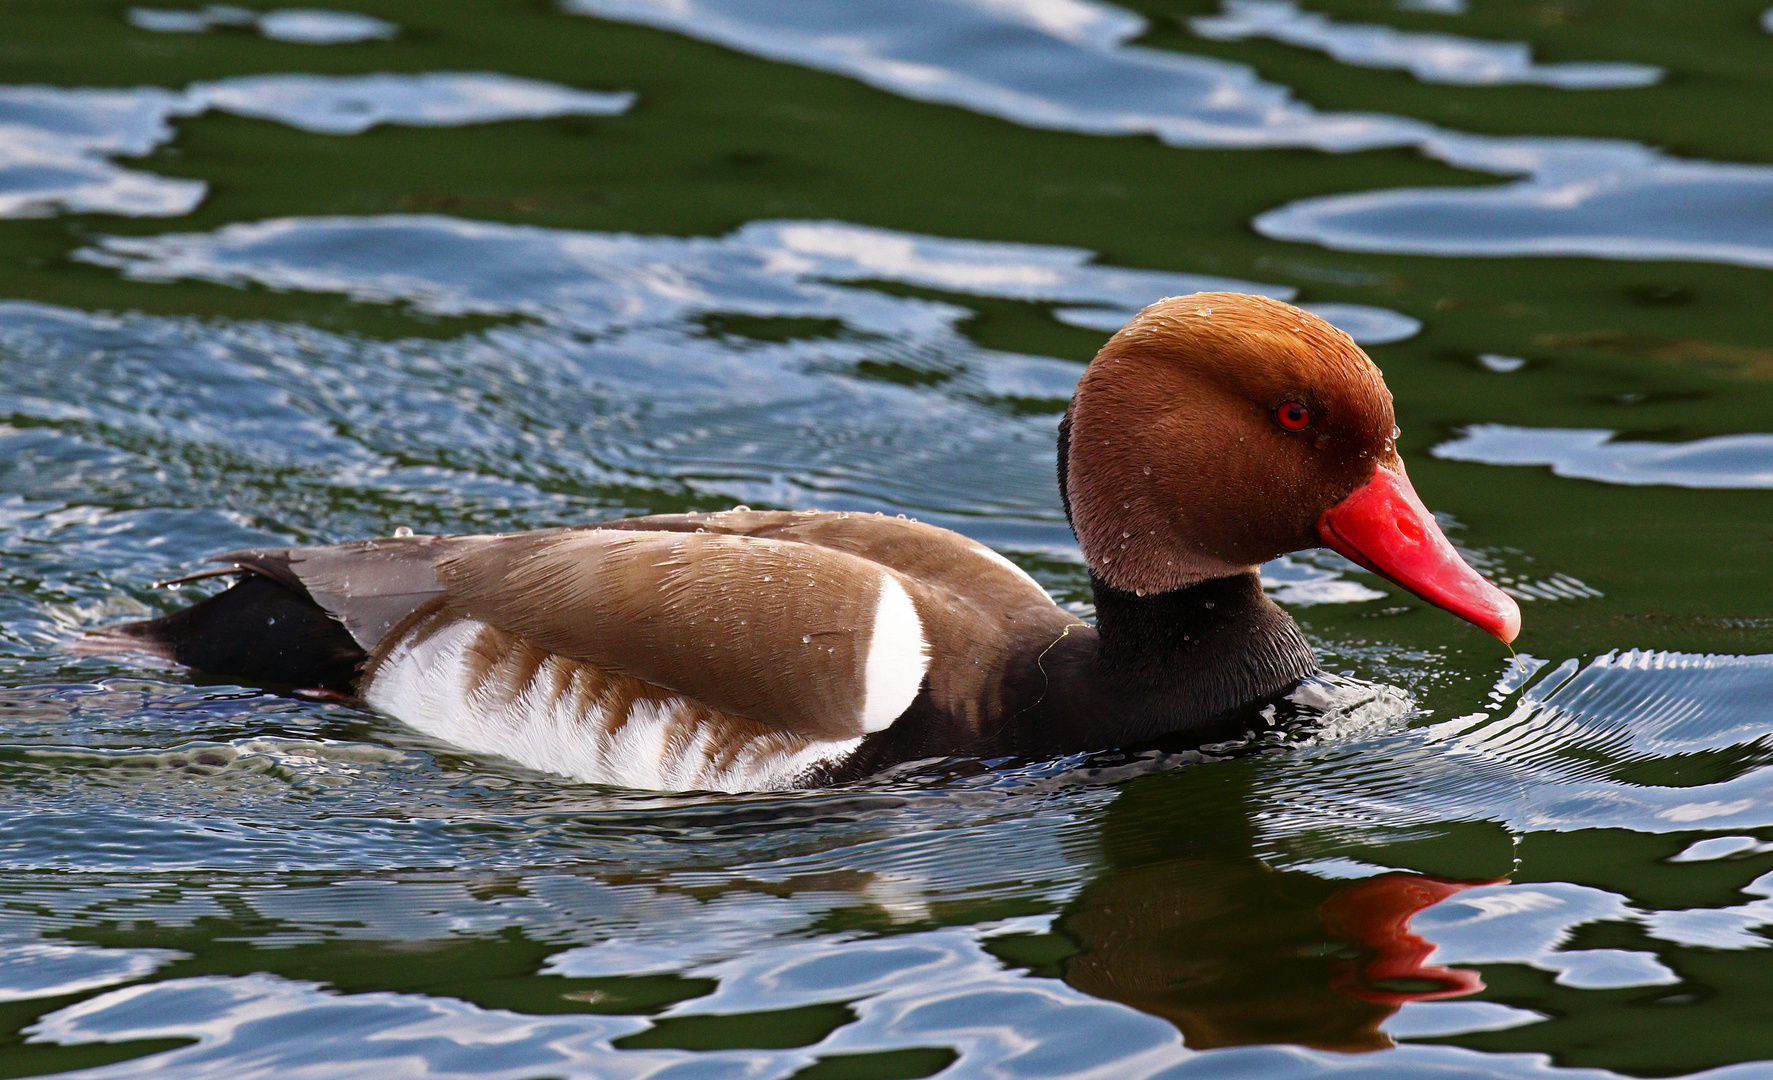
<box><xmin>365</xmin><ymin>619</ymin><xmax>861</xmax><ymax>792</ymax></box>
<box><xmin>858</xmin><ymin>574</ymin><xmax>929</xmax><ymax>733</ymax></box>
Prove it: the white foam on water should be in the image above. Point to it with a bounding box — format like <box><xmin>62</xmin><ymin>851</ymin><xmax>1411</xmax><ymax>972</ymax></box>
<box><xmin>1190</xmin><ymin>1</ymin><xmax>1660</xmax><ymax>88</ymax></box>
<box><xmin>0</xmin><ymin>75</ymin><xmax>633</xmax><ymax>218</ymax></box>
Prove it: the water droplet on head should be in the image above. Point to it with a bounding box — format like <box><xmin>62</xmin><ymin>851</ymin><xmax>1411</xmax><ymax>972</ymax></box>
<box><xmin>392</xmin><ymin>526</ymin><xmax>414</xmax><ymax>538</ymax></box>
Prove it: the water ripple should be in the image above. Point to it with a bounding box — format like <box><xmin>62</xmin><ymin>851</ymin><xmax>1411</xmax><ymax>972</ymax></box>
<box><xmin>564</xmin><ymin>0</ymin><xmax>1773</xmax><ymax>269</ymax></box>
<box><xmin>129</xmin><ymin>6</ymin><xmax>400</xmax><ymax>44</ymax></box>
<box><xmin>0</xmin><ymin>76</ymin><xmax>632</xmax><ymax>218</ymax></box>
<box><xmin>1433</xmin><ymin>425</ymin><xmax>1773</xmax><ymax>489</ymax></box>
<box><xmin>1190</xmin><ymin>1</ymin><xmax>1661</xmax><ymax>88</ymax></box>
<box><xmin>1258</xmin><ymin>650</ymin><xmax>1773</xmax><ymax>840</ymax></box>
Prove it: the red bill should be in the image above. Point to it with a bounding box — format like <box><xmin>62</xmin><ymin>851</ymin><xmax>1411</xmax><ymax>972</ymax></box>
<box><xmin>1319</xmin><ymin>465</ymin><xmax>1521</xmax><ymax>644</ymax></box>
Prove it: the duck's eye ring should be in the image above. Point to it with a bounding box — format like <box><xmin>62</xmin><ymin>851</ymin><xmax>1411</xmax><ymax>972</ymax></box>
<box><xmin>1275</xmin><ymin>401</ymin><xmax>1311</xmax><ymax>430</ymax></box>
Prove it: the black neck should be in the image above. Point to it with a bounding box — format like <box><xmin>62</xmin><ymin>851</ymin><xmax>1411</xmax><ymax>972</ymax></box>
<box><xmin>1004</xmin><ymin>572</ymin><xmax>1320</xmax><ymax>755</ymax></box>
<box><xmin>1044</xmin><ymin>417</ymin><xmax>1318</xmax><ymax>748</ymax></box>
<box><xmin>826</xmin><ymin>434</ymin><xmax>1324</xmax><ymax>778</ymax></box>
<box><xmin>824</xmin><ymin>570</ymin><xmax>1321</xmax><ymax>782</ymax></box>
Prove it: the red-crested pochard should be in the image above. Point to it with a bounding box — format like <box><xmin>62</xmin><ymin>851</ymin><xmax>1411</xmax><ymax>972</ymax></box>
<box><xmin>79</xmin><ymin>293</ymin><xmax>1519</xmax><ymax>791</ymax></box>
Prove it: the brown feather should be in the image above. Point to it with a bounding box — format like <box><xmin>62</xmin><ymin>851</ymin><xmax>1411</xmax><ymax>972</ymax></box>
<box><xmin>1066</xmin><ymin>292</ymin><xmax>1396</xmax><ymax>595</ymax></box>
<box><xmin>559</xmin><ymin>510</ymin><xmax>1082</xmax><ymax>733</ymax></box>
<box><xmin>433</xmin><ymin>529</ymin><xmax>896</xmax><ymax>739</ymax></box>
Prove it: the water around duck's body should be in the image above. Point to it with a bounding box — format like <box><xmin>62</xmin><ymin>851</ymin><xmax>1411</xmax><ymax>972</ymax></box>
<box><xmin>5</xmin><ymin>2</ymin><xmax>1773</xmax><ymax>1077</ymax></box>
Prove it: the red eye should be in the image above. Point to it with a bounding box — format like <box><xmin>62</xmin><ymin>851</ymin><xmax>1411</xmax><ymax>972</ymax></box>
<box><xmin>1276</xmin><ymin>401</ymin><xmax>1311</xmax><ymax>430</ymax></box>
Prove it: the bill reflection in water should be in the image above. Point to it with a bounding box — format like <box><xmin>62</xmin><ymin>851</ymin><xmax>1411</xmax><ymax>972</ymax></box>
<box><xmin>1056</xmin><ymin>773</ymin><xmax>1495</xmax><ymax>1054</ymax></box>
<box><xmin>5</xmin><ymin>0</ymin><xmax>1773</xmax><ymax>1077</ymax></box>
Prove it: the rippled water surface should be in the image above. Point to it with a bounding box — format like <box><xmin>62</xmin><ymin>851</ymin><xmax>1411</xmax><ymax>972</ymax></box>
<box><xmin>5</xmin><ymin>1</ymin><xmax>1773</xmax><ymax>1076</ymax></box>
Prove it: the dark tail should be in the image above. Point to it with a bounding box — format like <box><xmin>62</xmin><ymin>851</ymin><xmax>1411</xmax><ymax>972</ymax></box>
<box><xmin>74</xmin><ymin>574</ymin><xmax>366</xmax><ymax>691</ymax></box>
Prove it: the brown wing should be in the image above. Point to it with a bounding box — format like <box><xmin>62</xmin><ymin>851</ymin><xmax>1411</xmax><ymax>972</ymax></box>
<box><xmin>590</xmin><ymin>510</ymin><xmax>1056</xmax><ymax>612</ymax></box>
<box><xmin>213</xmin><ymin>511</ymin><xmax>1078</xmax><ymax>739</ymax></box>
<box><xmin>430</xmin><ymin>528</ymin><xmax>926</xmax><ymax>740</ymax></box>
<box><xmin>575</xmin><ymin>511</ymin><xmax>1083</xmax><ymax>729</ymax></box>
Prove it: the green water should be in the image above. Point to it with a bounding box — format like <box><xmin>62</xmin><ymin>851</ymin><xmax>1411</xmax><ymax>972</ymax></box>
<box><xmin>4</xmin><ymin>1</ymin><xmax>1773</xmax><ymax>1077</ymax></box>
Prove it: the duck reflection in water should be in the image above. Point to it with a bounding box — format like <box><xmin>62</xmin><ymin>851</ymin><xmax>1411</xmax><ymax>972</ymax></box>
<box><xmin>1053</xmin><ymin>770</ymin><xmax>1497</xmax><ymax>1053</ymax></box>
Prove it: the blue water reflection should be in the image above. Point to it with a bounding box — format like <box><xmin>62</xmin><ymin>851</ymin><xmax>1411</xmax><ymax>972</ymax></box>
<box><xmin>1190</xmin><ymin>1</ymin><xmax>1661</xmax><ymax>88</ymax></box>
<box><xmin>1434</xmin><ymin>426</ymin><xmax>1773</xmax><ymax>488</ymax></box>
<box><xmin>0</xmin><ymin>77</ymin><xmax>632</xmax><ymax>217</ymax></box>
<box><xmin>5</xmin><ymin>1</ymin><xmax>1773</xmax><ymax>1077</ymax></box>
<box><xmin>128</xmin><ymin>6</ymin><xmax>400</xmax><ymax>43</ymax></box>
<box><xmin>566</xmin><ymin>0</ymin><xmax>1773</xmax><ymax>268</ymax></box>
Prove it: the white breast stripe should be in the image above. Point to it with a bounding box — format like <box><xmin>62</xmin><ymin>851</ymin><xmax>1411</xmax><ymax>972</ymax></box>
<box><xmin>858</xmin><ymin>573</ymin><xmax>928</xmax><ymax>733</ymax></box>
<box><xmin>365</xmin><ymin>618</ymin><xmax>862</xmax><ymax>792</ymax></box>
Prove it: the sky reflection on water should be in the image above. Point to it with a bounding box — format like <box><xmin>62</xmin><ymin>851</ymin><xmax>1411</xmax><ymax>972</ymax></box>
<box><xmin>0</xmin><ymin>76</ymin><xmax>633</xmax><ymax>217</ymax></box>
<box><xmin>4</xmin><ymin>0</ymin><xmax>1773</xmax><ymax>1077</ymax></box>
<box><xmin>1189</xmin><ymin>1</ymin><xmax>1662</xmax><ymax>88</ymax></box>
<box><xmin>567</xmin><ymin>0</ymin><xmax>1773</xmax><ymax>269</ymax></box>
<box><xmin>128</xmin><ymin>5</ymin><xmax>401</xmax><ymax>43</ymax></box>
<box><xmin>1434</xmin><ymin>426</ymin><xmax>1773</xmax><ymax>489</ymax></box>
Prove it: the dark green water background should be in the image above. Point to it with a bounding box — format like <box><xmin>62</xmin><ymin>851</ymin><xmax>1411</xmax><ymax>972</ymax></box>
<box><xmin>4</xmin><ymin>2</ymin><xmax>1773</xmax><ymax>1077</ymax></box>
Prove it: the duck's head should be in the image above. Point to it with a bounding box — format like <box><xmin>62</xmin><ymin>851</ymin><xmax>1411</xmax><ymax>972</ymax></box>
<box><xmin>1061</xmin><ymin>292</ymin><xmax>1519</xmax><ymax>643</ymax></box>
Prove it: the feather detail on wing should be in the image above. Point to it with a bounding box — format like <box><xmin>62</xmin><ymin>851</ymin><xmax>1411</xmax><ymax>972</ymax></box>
<box><xmin>200</xmin><ymin>510</ymin><xmax>1079</xmax><ymax>741</ymax></box>
<box><xmin>432</xmin><ymin>530</ymin><xmax>931</xmax><ymax>739</ymax></box>
<box><xmin>210</xmin><ymin>534</ymin><xmax>488</xmax><ymax>650</ymax></box>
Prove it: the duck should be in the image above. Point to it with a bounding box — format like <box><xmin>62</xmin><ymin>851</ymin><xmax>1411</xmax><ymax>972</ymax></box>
<box><xmin>77</xmin><ymin>293</ymin><xmax>1519</xmax><ymax>792</ymax></box>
